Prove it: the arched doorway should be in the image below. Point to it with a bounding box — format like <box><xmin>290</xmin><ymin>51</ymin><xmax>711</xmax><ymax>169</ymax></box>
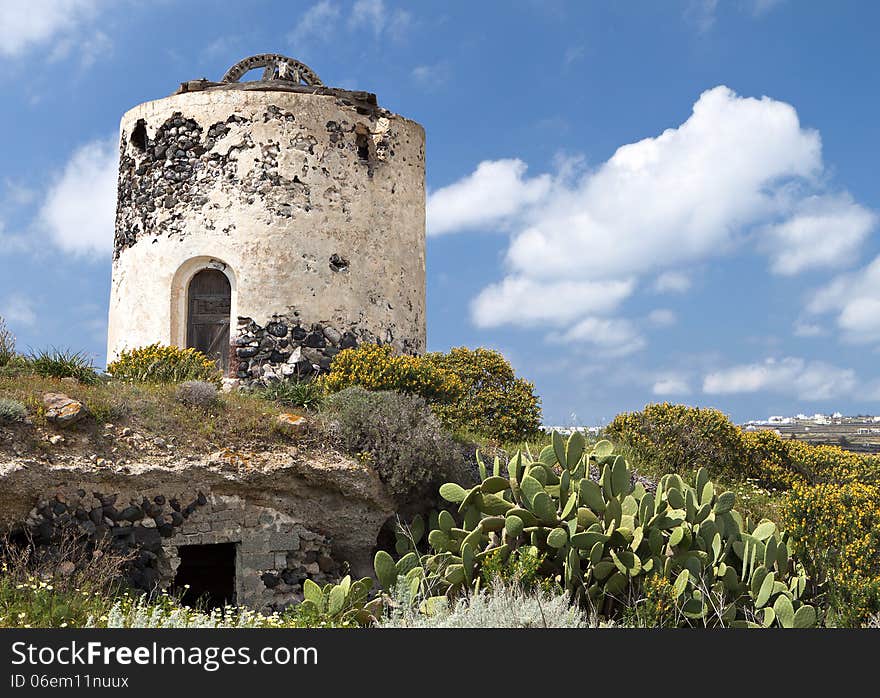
<box><xmin>186</xmin><ymin>269</ymin><xmax>231</xmax><ymax>373</ymax></box>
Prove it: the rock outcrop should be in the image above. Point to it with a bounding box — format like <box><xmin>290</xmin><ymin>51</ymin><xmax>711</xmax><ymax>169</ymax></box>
<box><xmin>0</xmin><ymin>445</ymin><xmax>395</xmax><ymax>610</ymax></box>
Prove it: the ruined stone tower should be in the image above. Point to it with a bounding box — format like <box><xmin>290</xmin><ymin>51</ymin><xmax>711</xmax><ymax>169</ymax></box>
<box><xmin>107</xmin><ymin>54</ymin><xmax>426</xmax><ymax>380</ymax></box>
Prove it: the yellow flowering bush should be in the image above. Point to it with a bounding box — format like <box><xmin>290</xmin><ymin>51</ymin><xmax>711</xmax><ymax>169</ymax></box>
<box><xmin>608</xmin><ymin>403</ymin><xmax>880</xmax><ymax>490</ymax></box>
<box><xmin>784</xmin><ymin>481</ymin><xmax>880</xmax><ymax>626</ymax></box>
<box><xmin>606</xmin><ymin>403</ymin><xmax>745</xmax><ymax>478</ymax></box>
<box><xmin>323</xmin><ymin>344</ymin><xmax>542</xmax><ymax>442</ymax></box>
<box><xmin>107</xmin><ymin>344</ymin><xmax>222</xmax><ymax>385</ymax></box>
<box><xmin>424</xmin><ymin>347</ymin><xmax>542</xmax><ymax>443</ymax></box>
<box><xmin>323</xmin><ymin>344</ymin><xmax>463</xmax><ymax>404</ymax></box>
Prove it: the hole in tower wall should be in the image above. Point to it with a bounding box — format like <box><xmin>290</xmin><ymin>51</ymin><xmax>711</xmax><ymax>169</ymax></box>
<box><xmin>130</xmin><ymin>119</ymin><xmax>148</xmax><ymax>152</ymax></box>
<box><xmin>355</xmin><ymin>132</ymin><xmax>370</xmax><ymax>161</ymax></box>
<box><xmin>329</xmin><ymin>254</ymin><xmax>349</xmax><ymax>272</ymax></box>
<box><xmin>172</xmin><ymin>543</ymin><xmax>236</xmax><ymax>610</ymax></box>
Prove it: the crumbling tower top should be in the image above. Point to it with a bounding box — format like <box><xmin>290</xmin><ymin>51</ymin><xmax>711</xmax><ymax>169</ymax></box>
<box><xmin>172</xmin><ymin>53</ymin><xmax>379</xmax><ymax>109</ymax></box>
<box><xmin>220</xmin><ymin>53</ymin><xmax>324</xmax><ymax>86</ymax></box>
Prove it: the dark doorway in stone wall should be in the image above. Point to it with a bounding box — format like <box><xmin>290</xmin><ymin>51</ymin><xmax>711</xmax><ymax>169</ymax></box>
<box><xmin>172</xmin><ymin>543</ymin><xmax>237</xmax><ymax>610</ymax></box>
<box><xmin>186</xmin><ymin>268</ymin><xmax>231</xmax><ymax>373</ymax></box>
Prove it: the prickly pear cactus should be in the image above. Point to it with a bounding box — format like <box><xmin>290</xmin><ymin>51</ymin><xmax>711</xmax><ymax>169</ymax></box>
<box><xmin>375</xmin><ymin>432</ymin><xmax>817</xmax><ymax>628</ymax></box>
<box><xmin>300</xmin><ymin>575</ymin><xmax>382</xmax><ymax>626</ymax></box>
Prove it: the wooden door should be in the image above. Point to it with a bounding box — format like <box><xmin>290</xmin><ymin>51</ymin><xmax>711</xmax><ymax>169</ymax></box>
<box><xmin>186</xmin><ymin>269</ymin><xmax>231</xmax><ymax>373</ymax></box>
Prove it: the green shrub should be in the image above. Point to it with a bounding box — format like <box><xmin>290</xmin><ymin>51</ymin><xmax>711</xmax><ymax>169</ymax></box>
<box><xmin>606</xmin><ymin>403</ymin><xmax>745</xmax><ymax>480</ymax></box>
<box><xmin>425</xmin><ymin>347</ymin><xmax>542</xmax><ymax>443</ymax></box>
<box><xmin>107</xmin><ymin>344</ymin><xmax>221</xmax><ymax>384</ymax></box>
<box><xmin>324</xmin><ymin>344</ymin><xmax>462</xmax><ymax>404</ymax></box>
<box><xmin>376</xmin><ymin>432</ymin><xmax>817</xmax><ymax>628</ymax></box>
<box><xmin>0</xmin><ymin>317</ymin><xmax>15</xmax><ymax>367</ymax></box>
<box><xmin>0</xmin><ymin>397</ymin><xmax>26</xmax><ymax>424</ymax></box>
<box><xmin>320</xmin><ymin>386</ymin><xmax>475</xmax><ymax>502</ymax></box>
<box><xmin>257</xmin><ymin>378</ymin><xmax>324</xmax><ymax>410</ymax></box>
<box><xmin>175</xmin><ymin>380</ymin><xmax>219</xmax><ymax>408</ymax></box>
<box><xmin>26</xmin><ymin>348</ymin><xmax>99</xmax><ymax>384</ymax></box>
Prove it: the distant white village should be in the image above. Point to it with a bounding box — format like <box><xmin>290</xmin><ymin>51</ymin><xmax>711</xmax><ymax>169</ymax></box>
<box><xmin>542</xmin><ymin>412</ymin><xmax>880</xmax><ymax>454</ymax></box>
<box><xmin>743</xmin><ymin>413</ymin><xmax>880</xmax><ymax>434</ymax></box>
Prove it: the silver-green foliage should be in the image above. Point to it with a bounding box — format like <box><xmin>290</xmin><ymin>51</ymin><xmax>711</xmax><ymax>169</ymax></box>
<box><xmin>0</xmin><ymin>397</ymin><xmax>26</xmax><ymax>424</ymax></box>
<box><xmin>175</xmin><ymin>380</ymin><xmax>219</xmax><ymax>408</ymax></box>
<box><xmin>93</xmin><ymin>598</ymin><xmax>277</xmax><ymax>628</ymax></box>
<box><xmin>375</xmin><ymin>432</ymin><xmax>817</xmax><ymax>628</ymax></box>
<box><xmin>377</xmin><ymin>581</ymin><xmax>595</xmax><ymax>628</ymax></box>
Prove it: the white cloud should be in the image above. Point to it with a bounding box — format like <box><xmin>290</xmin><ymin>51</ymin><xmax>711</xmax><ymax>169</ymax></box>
<box><xmin>429</xmin><ymin>86</ymin><xmax>869</xmax><ymax>337</ymax></box>
<box><xmin>703</xmin><ymin>357</ymin><xmax>857</xmax><ymax>400</ymax></box>
<box><xmin>471</xmin><ymin>277</ymin><xmax>634</xmax><ymax>328</ymax></box>
<box><xmin>648</xmin><ymin>309</ymin><xmax>677</xmax><ymax>327</ymax></box>
<box><xmin>39</xmin><ymin>136</ymin><xmax>117</xmax><ymax>256</ymax></box>
<box><xmin>793</xmin><ymin>321</ymin><xmax>824</xmax><ymax>337</ymax></box>
<box><xmin>350</xmin><ymin>0</ymin><xmax>386</xmax><ymax>35</ymax></box>
<box><xmin>551</xmin><ymin>316</ymin><xmax>645</xmax><ymax>356</ymax></box>
<box><xmin>412</xmin><ymin>61</ymin><xmax>450</xmax><ymax>89</ymax></box>
<box><xmin>428</xmin><ymin>159</ymin><xmax>552</xmax><ymax>236</ymax></box>
<box><xmin>653</xmin><ymin>271</ymin><xmax>692</xmax><ymax>294</ymax></box>
<box><xmin>808</xmin><ymin>256</ymin><xmax>880</xmax><ymax>344</ymax></box>
<box><xmin>0</xmin><ymin>0</ymin><xmax>105</xmax><ymax>58</ymax></box>
<box><xmin>348</xmin><ymin>0</ymin><xmax>412</xmax><ymax>40</ymax></box>
<box><xmin>289</xmin><ymin>1</ymin><xmax>341</xmax><ymax>47</ymax></box>
<box><xmin>750</xmin><ymin>0</ymin><xmax>785</xmax><ymax>17</ymax></box>
<box><xmin>684</xmin><ymin>0</ymin><xmax>719</xmax><ymax>33</ymax></box>
<box><xmin>0</xmin><ymin>293</ymin><xmax>37</xmax><ymax>327</ymax></box>
<box><xmin>502</xmin><ymin>86</ymin><xmax>823</xmax><ymax>282</ymax></box>
<box><xmin>3</xmin><ymin>180</ymin><xmax>36</xmax><ymax>207</ymax></box>
<box><xmin>761</xmin><ymin>194</ymin><xmax>876</xmax><ymax>275</ymax></box>
<box><xmin>291</xmin><ymin>0</ymin><xmax>410</xmax><ymax>48</ymax></box>
<box><xmin>653</xmin><ymin>376</ymin><xmax>691</xmax><ymax>396</ymax></box>
<box><xmin>47</xmin><ymin>27</ymin><xmax>111</xmax><ymax>69</ymax></box>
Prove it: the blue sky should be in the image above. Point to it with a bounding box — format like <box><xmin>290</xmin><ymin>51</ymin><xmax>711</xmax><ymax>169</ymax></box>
<box><xmin>1</xmin><ymin>0</ymin><xmax>879</xmax><ymax>425</ymax></box>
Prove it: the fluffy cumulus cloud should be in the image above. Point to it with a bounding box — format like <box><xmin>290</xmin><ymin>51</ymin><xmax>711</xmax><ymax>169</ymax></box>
<box><xmin>39</xmin><ymin>137</ymin><xmax>117</xmax><ymax>256</ymax></box>
<box><xmin>760</xmin><ymin>194</ymin><xmax>876</xmax><ymax>275</ymax></box>
<box><xmin>0</xmin><ymin>0</ymin><xmax>104</xmax><ymax>57</ymax></box>
<box><xmin>551</xmin><ymin>316</ymin><xmax>645</xmax><ymax>357</ymax></box>
<box><xmin>427</xmin><ymin>86</ymin><xmax>875</xmax><ymax>344</ymax></box>
<box><xmin>808</xmin><ymin>256</ymin><xmax>880</xmax><ymax>344</ymax></box>
<box><xmin>472</xmin><ymin>277</ymin><xmax>633</xmax><ymax>327</ymax></box>
<box><xmin>428</xmin><ymin>159</ymin><xmax>552</xmax><ymax>237</ymax></box>
<box><xmin>702</xmin><ymin>357</ymin><xmax>857</xmax><ymax>401</ymax></box>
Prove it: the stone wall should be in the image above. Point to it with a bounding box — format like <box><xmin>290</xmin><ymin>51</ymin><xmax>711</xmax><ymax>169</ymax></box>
<box><xmin>0</xmin><ymin>446</ymin><xmax>397</xmax><ymax>608</ymax></box>
<box><xmin>232</xmin><ymin>311</ymin><xmax>419</xmax><ymax>384</ymax></box>
<box><xmin>164</xmin><ymin>493</ymin><xmax>339</xmax><ymax>610</ymax></box>
<box><xmin>15</xmin><ymin>486</ymin><xmax>345</xmax><ymax>611</ymax></box>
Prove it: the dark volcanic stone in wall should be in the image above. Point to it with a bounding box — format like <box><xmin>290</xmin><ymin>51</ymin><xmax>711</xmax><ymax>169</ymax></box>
<box><xmin>12</xmin><ymin>489</ymin><xmax>211</xmax><ymax>593</ymax></box>
<box><xmin>233</xmin><ymin>313</ymin><xmax>384</xmax><ymax>384</ymax></box>
<box><xmin>113</xmin><ymin>103</ymin><xmax>398</xmax><ymax>259</ymax></box>
<box><xmin>115</xmin><ymin>113</ymin><xmax>207</xmax><ymax>257</ymax></box>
